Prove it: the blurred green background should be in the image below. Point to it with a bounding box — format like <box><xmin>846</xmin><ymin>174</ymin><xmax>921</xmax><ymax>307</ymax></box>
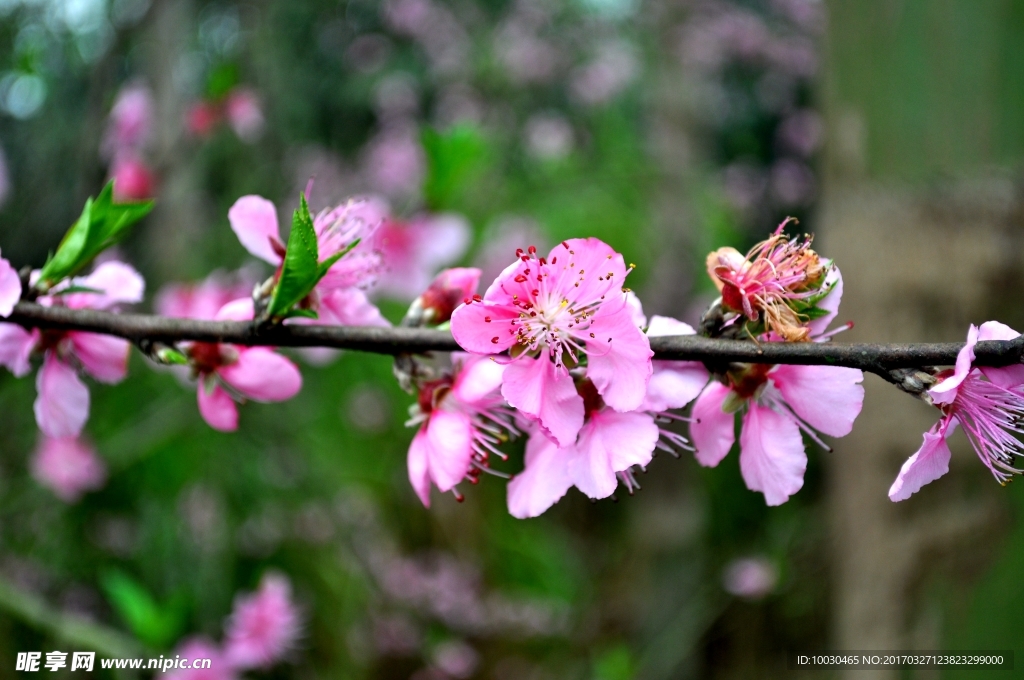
<box><xmin>0</xmin><ymin>0</ymin><xmax>1023</xmax><ymax>678</ymax></box>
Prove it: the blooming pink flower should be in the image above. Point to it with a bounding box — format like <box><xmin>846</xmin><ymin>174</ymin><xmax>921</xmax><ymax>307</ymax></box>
<box><xmin>30</xmin><ymin>435</ymin><xmax>107</xmax><ymax>502</ymax></box>
<box><xmin>889</xmin><ymin>321</ymin><xmax>1024</xmax><ymax>501</ymax></box>
<box><xmin>0</xmin><ymin>261</ymin><xmax>144</xmax><ymax>437</ymax></box>
<box><xmin>224</xmin><ymin>88</ymin><xmax>265</xmax><ymax>142</ymax></box>
<box><xmin>156</xmin><ymin>272</ymin><xmax>254</xmax><ymax>322</ymax></box>
<box><xmin>372</xmin><ymin>213</ymin><xmax>471</xmax><ymax>301</ymax></box>
<box><xmin>102</xmin><ymin>84</ymin><xmax>153</xmax><ymax>159</ymax></box>
<box><xmin>223</xmin><ymin>573</ymin><xmax>302</xmax><ymax>669</ymax></box>
<box><xmin>177</xmin><ymin>298</ymin><xmax>302</xmax><ymax>432</ymax></box>
<box><xmin>451</xmin><ymin>239</ymin><xmax>653</xmax><ymax>447</ymax></box>
<box><xmin>162</xmin><ymin>637</ymin><xmax>236</xmax><ymax>680</ymax></box>
<box><xmin>407</xmin><ymin>353</ymin><xmax>515</xmax><ymax>506</ymax></box>
<box><xmin>0</xmin><ymin>247</ymin><xmax>22</xmax><ymax>317</ymax></box>
<box><xmin>228</xmin><ymin>194</ymin><xmax>389</xmax><ymax>327</ymax></box>
<box><xmin>690</xmin><ymin>276</ymin><xmax>863</xmax><ymax>506</ymax></box>
<box><xmin>109</xmin><ymin>154</ymin><xmax>156</xmax><ymax>201</ymax></box>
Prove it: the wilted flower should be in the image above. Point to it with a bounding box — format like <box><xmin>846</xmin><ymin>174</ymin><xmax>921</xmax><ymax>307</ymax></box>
<box><xmin>0</xmin><ymin>261</ymin><xmax>144</xmax><ymax>437</ymax></box>
<box><xmin>451</xmin><ymin>239</ymin><xmax>652</xmax><ymax>447</ymax></box>
<box><xmin>705</xmin><ymin>219</ymin><xmax>831</xmax><ymax>341</ymax></box>
<box><xmin>407</xmin><ymin>353</ymin><xmax>516</xmax><ymax>506</ymax></box>
<box><xmin>30</xmin><ymin>436</ymin><xmax>107</xmax><ymax>502</ymax></box>
<box><xmin>889</xmin><ymin>322</ymin><xmax>1024</xmax><ymax>501</ymax></box>
<box><xmin>223</xmin><ymin>573</ymin><xmax>302</xmax><ymax>669</ymax></box>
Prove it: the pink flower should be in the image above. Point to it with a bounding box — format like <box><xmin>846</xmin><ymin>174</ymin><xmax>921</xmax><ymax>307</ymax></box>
<box><xmin>372</xmin><ymin>213</ymin><xmax>471</xmax><ymax>301</ymax></box>
<box><xmin>363</xmin><ymin>127</ymin><xmax>426</xmax><ymax>199</ymax></box>
<box><xmin>690</xmin><ymin>279</ymin><xmax>863</xmax><ymax>506</ymax></box>
<box><xmin>0</xmin><ymin>247</ymin><xmax>22</xmax><ymax>317</ymax></box>
<box><xmin>407</xmin><ymin>353</ymin><xmax>515</xmax><ymax>506</ymax></box>
<box><xmin>186</xmin><ymin>101</ymin><xmax>222</xmax><ymax>137</ymax></box>
<box><xmin>224</xmin><ymin>88</ymin><xmax>265</xmax><ymax>142</ymax></box>
<box><xmin>156</xmin><ymin>271</ymin><xmax>254</xmax><ymax>322</ymax></box>
<box><xmin>223</xmin><ymin>573</ymin><xmax>302</xmax><ymax>669</ymax></box>
<box><xmin>722</xmin><ymin>557</ymin><xmax>778</xmax><ymax>599</ymax></box>
<box><xmin>228</xmin><ymin>194</ymin><xmax>389</xmax><ymax>327</ymax></box>
<box><xmin>162</xmin><ymin>637</ymin><xmax>236</xmax><ymax>680</ymax></box>
<box><xmin>404</xmin><ymin>267</ymin><xmax>481</xmax><ymax>326</ymax></box>
<box><xmin>0</xmin><ymin>261</ymin><xmax>144</xmax><ymax>437</ymax></box>
<box><xmin>109</xmin><ymin>154</ymin><xmax>156</xmax><ymax>201</ymax></box>
<box><xmin>451</xmin><ymin>239</ymin><xmax>653</xmax><ymax>447</ymax></box>
<box><xmin>176</xmin><ymin>298</ymin><xmax>302</xmax><ymax>432</ymax></box>
<box><xmin>889</xmin><ymin>321</ymin><xmax>1024</xmax><ymax>501</ymax></box>
<box><xmin>102</xmin><ymin>84</ymin><xmax>153</xmax><ymax>159</ymax></box>
<box><xmin>30</xmin><ymin>435</ymin><xmax>107</xmax><ymax>502</ymax></box>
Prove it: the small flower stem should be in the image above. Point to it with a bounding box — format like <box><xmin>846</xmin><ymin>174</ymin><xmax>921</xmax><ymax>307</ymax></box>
<box><xmin>8</xmin><ymin>302</ymin><xmax>1023</xmax><ymax>381</ymax></box>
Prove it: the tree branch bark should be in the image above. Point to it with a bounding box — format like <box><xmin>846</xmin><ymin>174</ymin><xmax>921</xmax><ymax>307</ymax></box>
<box><xmin>8</xmin><ymin>302</ymin><xmax>1023</xmax><ymax>378</ymax></box>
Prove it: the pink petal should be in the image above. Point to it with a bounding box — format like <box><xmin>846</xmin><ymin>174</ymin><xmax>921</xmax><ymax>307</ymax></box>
<box><xmin>888</xmin><ymin>418</ymin><xmax>956</xmax><ymax>501</ymax></box>
<box><xmin>0</xmin><ymin>254</ymin><xmax>21</xmax><ymax>317</ymax></box>
<box><xmin>414</xmin><ymin>213</ymin><xmax>472</xmax><ymax>269</ymax></box>
<box><xmin>69</xmin><ymin>332</ymin><xmax>130</xmax><ymax>383</ymax></box>
<box><xmin>739</xmin><ymin>404</ymin><xmax>806</xmax><ymax>506</ymax></box>
<box><xmin>569</xmin><ymin>409</ymin><xmax>658</xmax><ymax>499</ymax></box>
<box><xmin>450</xmin><ymin>300</ymin><xmax>520</xmax><ymax>354</ymax></box>
<box><xmin>425</xmin><ymin>409</ymin><xmax>474</xmax><ymax>492</ymax></box>
<box><xmin>625</xmin><ymin>291</ymin><xmax>646</xmax><ymax>328</ymax></box>
<box><xmin>228</xmin><ymin>195</ymin><xmax>282</xmax><ymax>265</ymax></box>
<box><xmin>198</xmin><ymin>382</ymin><xmax>239</xmax><ymax>431</ymax></box>
<box><xmin>643</xmin><ymin>361</ymin><xmax>709</xmax><ymax>412</ymax></box>
<box><xmin>215</xmin><ymin>298</ymin><xmax>255</xmax><ymax>322</ymax></box>
<box><xmin>646</xmin><ymin>315</ymin><xmax>695</xmax><ymax>337</ymax></box>
<box><xmin>218</xmin><ymin>348</ymin><xmax>302</xmax><ymax>402</ymax></box>
<box><xmin>34</xmin><ymin>354</ymin><xmax>90</xmax><ymax>438</ymax></box>
<box><xmin>806</xmin><ymin>262</ymin><xmax>842</xmax><ymax>336</ymax></box>
<box><xmin>583</xmin><ymin>300</ymin><xmax>653</xmax><ymax>412</ymax></box>
<box><xmin>0</xmin><ymin>323</ymin><xmax>37</xmax><ymax>376</ymax></box>
<box><xmin>545</xmin><ymin>238</ymin><xmax>627</xmax><ymax>304</ymax></box>
<box><xmin>452</xmin><ymin>354</ymin><xmax>505</xmax><ymax>403</ymax></box>
<box><xmin>407</xmin><ymin>427</ymin><xmax>432</xmax><ymax>507</ymax></box>
<box><xmin>690</xmin><ymin>381</ymin><xmax>736</xmax><ymax>467</ymax></box>
<box><xmin>30</xmin><ymin>435</ymin><xmax>106</xmax><ymax>503</ymax></box>
<box><xmin>315</xmin><ymin>288</ymin><xmax>389</xmax><ymax>327</ymax></box>
<box><xmin>930</xmin><ymin>324</ymin><xmax>978</xmax><ymax>405</ymax></box>
<box><xmin>769</xmin><ymin>364</ymin><xmax>864</xmax><ymax>437</ymax></box>
<box><xmin>507</xmin><ymin>430</ymin><xmax>574</xmax><ymax>519</ymax></box>
<box><xmin>65</xmin><ymin>261</ymin><xmax>145</xmax><ymax>310</ymax></box>
<box><xmin>977</xmin><ymin>321</ymin><xmax>1024</xmax><ymax>388</ymax></box>
<box><xmin>501</xmin><ymin>356</ymin><xmax>584</xmax><ymax>447</ymax></box>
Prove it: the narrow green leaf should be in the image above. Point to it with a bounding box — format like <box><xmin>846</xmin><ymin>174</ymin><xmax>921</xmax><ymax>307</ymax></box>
<box><xmin>422</xmin><ymin>124</ymin><xmax>489</xmax><ymax>210</ymax></box>
<box><xmin>316</xmin><ymin>237</ymin><xmax>360</xmax><ymax>279</ymax></box>
<box><xmin>266</xmin><ymin>194</ymin><xmax>320</xmax><ymax>319</ymax></box>
<box><xmin>38</xmin><ymin>181</ymin><xmax>154</xmax><ymax>287</ymax></box>
<box><xmin>283</xmin><ymin>308</ymin><xmax>319</xmax><ymax>319</ymax></box>
<box><xmin>100</xmin><ymin>570</ymin><xmax>185</xmax><ymax>648</ymax></box>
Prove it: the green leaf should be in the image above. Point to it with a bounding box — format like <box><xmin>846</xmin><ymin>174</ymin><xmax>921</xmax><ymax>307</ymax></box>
<box><xmin>422</xmin><ymin>124</ymin><xmax>489</xmax><ymax>210</ymax></box>
<box><xmin>283</xmin><ymin>308</ymin><xmax>319</xmax><ymax>319</ymax></box>
<box><xmin>266</xmin><ymin>194</ymin><xmax>321</xmax><ymax>319</ymax></box>
<box><xmin>100</xmin><ymin>570</ymin><xmax>185</xmax><ymax>649</ymax></box>
<box><xmin>38</xmin><ymin>181</ymin><xmax>154</xmax><ymax>288</ymax></box>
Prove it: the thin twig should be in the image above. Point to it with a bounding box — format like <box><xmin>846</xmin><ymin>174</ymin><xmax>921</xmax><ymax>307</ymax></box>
<box><xmin>7</xmin><ymin>303</ymin><xmax>1024</xmax><ymax>380</ymax></box>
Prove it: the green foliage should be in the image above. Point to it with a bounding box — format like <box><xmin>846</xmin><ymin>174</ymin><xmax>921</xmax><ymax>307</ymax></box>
<box><xmin>100</xmin><ymin>570</ymin><xmax>186</xmax><ymax>650</ymax></box>
<box><xmin>422</xmin><ymin>124</ymin><xmax>490</xmax><ymax>211</ymax></box>
<box><xmin>265</xmin><ymin>194</ymin><xmax>357</xmax><ymax>320</ymax></box>
<box><xmin>593</xmin><ymin>644</ymin><xmax>635</xmax><ymax>680</ymax></box>
<box><xmin>37</xmin><ymin>181</ymin><xmax>153</xmax><ymax>289</ymax></box>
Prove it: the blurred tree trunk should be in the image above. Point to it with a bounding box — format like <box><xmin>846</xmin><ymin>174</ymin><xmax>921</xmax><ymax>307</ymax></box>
<box><xmin>820</xmin><ymin>1</ymin><xmax>1024</xmax><ymax>676</ymax></box>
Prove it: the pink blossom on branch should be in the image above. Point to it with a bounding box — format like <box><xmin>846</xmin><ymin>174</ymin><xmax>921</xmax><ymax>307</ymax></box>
<box><xmin>30</xmin><ymin>435</ymin><xmax>107</xmax><ymax>502</ymax></box>
<box><xmin>0</xmin><ymin>261</ymin><xmax>144</xmax><ymax>438</ymax></box>
<box><xmin>0</xmin><ymin>247</ymin><xmax>22</xmax><ymax>317</ymax></box>
<box><xmin>227</xmin><ymin>194</ymin><xmax>389</xmax><ymax>327</ymax></box>
<box><xmin>223</xmin><ymin>573</ymin><xmax>302</xmax><ymax>669</ymax></box>
<box><xmin>450</xmin><ymin>239</ymin><xmax>653</xmax><ymax>448</ymax></box>
<box><xmin>889</xmin><ymin>321</ymin><xmax>1024</xmax><ymax>501</ymax></box>
<box><xmin>407</xmin><ymin>353</ymin><xmax>516</xmax><ymax>506</ymax></box>
<box><xmin>372</xmin><ymin>213</ymin><xmax>471</xmax><ymax>302</ymax></box>
<box><xmin>403</xmin><ymin>267</ymin><xmax>481</xmax><ymax>327</ymax></box>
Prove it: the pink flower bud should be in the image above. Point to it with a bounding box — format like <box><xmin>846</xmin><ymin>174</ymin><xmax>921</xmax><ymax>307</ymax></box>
<box><xmin>110</xmin><ymin>155</ymin><xmax>155</xmax><ymax>201</ymax></box>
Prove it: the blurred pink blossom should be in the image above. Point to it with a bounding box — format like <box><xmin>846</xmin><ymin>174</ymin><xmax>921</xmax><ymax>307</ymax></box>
<box><xmin>109</xmin><ymin>154</ymin><xmax>156</xmax><ymax>201</ymax></box>
<box><xmin>0</xmin><ymin>246</ymin><xmax>21</xmax><ymax>317</ymax></box>
<box><xmin>373</xmin><ymin>213</ymin><xmax>471</xmax><ymax>301</ymax></box>
<box><xmin>187</xmin><ymin>101</ymin><xmax>222</xmax><ymax>137</ymax></box>
<box><xmin>769</xmin><ymin>158</ymin><xmax>816</xmax><ymax>206</ymax></box>
<box><xmin>432</xmin><ymin>639</ymin><xmax>479</xmax><ymax>679</ymax></box>
<box><xmin>102</xmin><ymin>84</ymin><xmax>153</xmax><ymax>159</ymax></box>
<box><xmin>524</xmin><ymin>113</ymin><xmax>573</xmax><ymax>160</ymax></box>
<box><xmin>777</xmin><ymin>109</ymin><xmax>823</xmax><ymax>157</ymax></box>
<box><xmin>722</xmin><ymin>557</ymin><xmax>778</xmax><ymax>599</ymax></box>
<box><xmin>493</xmin><ymin>22</ymin><xmax>559</xmax><ymax>84</ymax></box>
<box><xmin>571</xmin><ymin>42</ymin><xmax>638</xmax><ymax>105</ymax></box>
<box><xmin>225</xmin><ymin>88</ymin><xmax>265</xmax><ymax>142</ymax></box>
<box><xmin>363</xmin><ymin>128</ymin><xmax>426</xmax><ymax>199</ymax></box>
<box><xmin>224</xmin><ymin>573</ymin><xmax>302</xmax><ymax>669</ymax></box>
<box><xmin>30</xmin><ymin>436</ymin><xmax>107</xmax><ymax>503</ymax></box>
<box><xmin>156</xmin><ymin>271</ymin><xmax>254</xmax><ymax>322</ymax></box>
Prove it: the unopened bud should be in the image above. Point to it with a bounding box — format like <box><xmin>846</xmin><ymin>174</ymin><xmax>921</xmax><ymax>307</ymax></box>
<box><xmin>401</xmin><ymin>267</ymin><xmax>481</xmax><ymax>328</ymax></box>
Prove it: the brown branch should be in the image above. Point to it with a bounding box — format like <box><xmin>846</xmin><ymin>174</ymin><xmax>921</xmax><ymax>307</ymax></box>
<box><xmin>8</xmin><ymin>303</ymin><xmax>1024</xmax><ymax>380</ymax></box>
